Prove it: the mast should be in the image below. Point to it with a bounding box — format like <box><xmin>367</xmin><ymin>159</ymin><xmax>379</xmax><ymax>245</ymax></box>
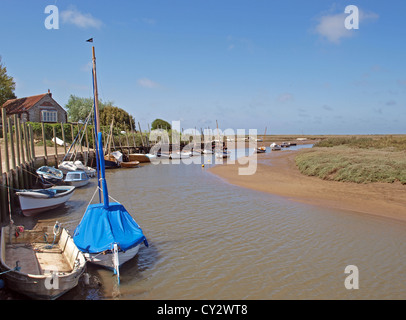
<box><xmin>92</xmin><ymin>46</ymin><xmax>101</xmax><ymax>134</ymax></box>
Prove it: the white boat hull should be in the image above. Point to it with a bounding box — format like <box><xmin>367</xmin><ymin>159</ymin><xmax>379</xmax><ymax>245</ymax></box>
<box><xmin>84</xmin><ymin>245</ymin><xmax>140</xmax><ymax>270</ymax></box>
<box><xmin>16</xmin><ymin>186</ymin><xmax>75</xmax><ymax>217</ymax></box>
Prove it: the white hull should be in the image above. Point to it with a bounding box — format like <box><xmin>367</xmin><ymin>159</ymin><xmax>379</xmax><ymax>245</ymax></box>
<box><xmin>16</xmin><ymin>186</ymin><xmax>75</xmax><ymax>217</ymax></box>
<box><xmin>65</xmin><ymin>179</ymin><xmax>90</xmax><ymax>188</ymax></box>
<box><xmin>84</xmin><ymin>245</ymin><xmax>140</xmax><ymax>270</ymax></box>
<box><xmin>202</xmin><ymin>149</ymin><xmax>213</xmax><ymax>154</ymax></box>
<box><xmin>59</xmin><ymin>161</ymin><xmax>96</xmax><ymax>177</ymax></box>
<box><xmin>128</xmin><ymin>153</ymin><xmax>156</xmax><ymax>163</ymax></box>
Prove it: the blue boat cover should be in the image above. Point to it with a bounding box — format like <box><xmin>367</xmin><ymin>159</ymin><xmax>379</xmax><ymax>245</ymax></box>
<box><xmin>73</xmin><ymin>202</ymin><xmax>147</xmax><ymax>253</ymax></box>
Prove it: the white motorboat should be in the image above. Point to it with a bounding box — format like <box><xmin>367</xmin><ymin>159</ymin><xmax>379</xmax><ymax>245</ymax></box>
<box><xmin>64</xmin><ymin>171</ymin><xmax>90</xmax><ymax>188</ymax></box>
<box><xmin>16</xmin><ymin>185</ymin><xmax>76</xmax><ymax>217</ymax></box>
<box><xmin>270</xmin><ymin>143</ymin><xmax>282</xmax><ymax>151</ymax></box>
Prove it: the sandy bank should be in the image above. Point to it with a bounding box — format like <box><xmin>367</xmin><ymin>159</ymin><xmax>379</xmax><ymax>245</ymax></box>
<box><xmin>209</xmin><ymin>148</ymin><xmax>406</xmax><ymax>222</ymax></box>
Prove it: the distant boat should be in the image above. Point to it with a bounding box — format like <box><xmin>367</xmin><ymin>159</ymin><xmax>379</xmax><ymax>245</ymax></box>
<box><xmin>215</xmin><ymin>150</ymin><xmax>231</xmax><ymax>158</ymax></box>
<box><xmin>281</xmin><ymin>142</ymin><xmax>290</xmax><ymax>148</ymax></box>
<box><xmin>0</xmin><ymin>223</ymin><xmax>86</xmax><ymax>300</ymax></box>
<box><xmin>270</xmin><ymin>143</ymin><xmax>281</xmax><ymax>151</ymax></box>
<box><xmin>16</xmin><ymin>185</ymin><xmax>76</xmax><ymax>217</ymax></box>
<box><xmin>64</xmin><ymin>171</ymin><xmax>90</xmax><ymax>188</ymax></box>
<box><xmin>36</xmin><ymin>166</ymin><xmax>64</xmax><ymax>186</ymax></box>
<box><xmin>128</xmin><ymin>153</ymin><xmax>156</xmax><ymax>163</ymax></box>
<box><xmin>256</xmin><ymin>146</ymin><xmax>266</xmax><ymax>153</ymax></box>
<box><xmin>256</xmin><ymin>127</ymin><xmax>267</xmax><ymax>153</ymax></box>
<box><xmin>202</xmin><ymin>149</ymin><xmax>213</xmax><ymax>154</ymax></box>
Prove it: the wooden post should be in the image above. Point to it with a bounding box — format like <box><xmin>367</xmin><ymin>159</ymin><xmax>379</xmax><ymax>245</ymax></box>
<box><xmin>71</xmin><ymin>123</ymin><xmax>74</xmax><ymax>143</ymax></box>
<box><xmin>29</xmin><ymin>124</ymin><xmax>35</xmax><ymax>159</ymax></box>
<box><xmin>14</xmin><ymin>115</ymin><xmax>21</xmax><ymax>165</ymax></box>
<box><xmin>53</xmin><ymin>126</ymin><xmax>58</xmax><ymax>167</ymax></box>
<box><xmin>41</xmin><ymin>122</ymin><xmax>48</xmax><ymax>165</ymax></box>
<box><xmin>1</xmin><ymin>173</ymin><xmax>9</xmax><ymax>224</ymax></box>
<box><xmin>78</xmin><ymin>124</ymin><xmax>83</xmax><ymax>154</ymax></box>
<box><xmin>2</xmin><ymin>109</ymin><xmax>10</xmax><ymax>173</ymax></box>
<box><xmin>18</xmin><ymin>119</ymin><xmax>25</xmax><ymax>164</ymax></box>
<box><xmin>61</xmin><ymin>122</ymin><xmax>67</xmax><ymax>154</ymax></box>
<box><xmin>8</xmin><ymin>118</ymin><xmax>17</xmax><ymax>192</ymax></box>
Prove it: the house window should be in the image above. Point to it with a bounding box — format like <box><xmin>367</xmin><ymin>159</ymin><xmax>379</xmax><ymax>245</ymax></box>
<box><xmin>41</xmin><ymin>110</ymin><xmax>57</xmax><ymax>122</ymax></box>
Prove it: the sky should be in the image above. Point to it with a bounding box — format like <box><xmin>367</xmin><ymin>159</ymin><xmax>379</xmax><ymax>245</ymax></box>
<box><xmin>0</xmin><ymin>0</ymin><xmax>405</xmax><ymax>135</ymax></box>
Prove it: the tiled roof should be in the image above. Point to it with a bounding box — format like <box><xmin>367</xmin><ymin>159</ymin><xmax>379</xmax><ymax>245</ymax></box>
<box><xmin>1</xmin><ymin>93</ymin><xmax>48</xmax><ymax>114</ymax></box>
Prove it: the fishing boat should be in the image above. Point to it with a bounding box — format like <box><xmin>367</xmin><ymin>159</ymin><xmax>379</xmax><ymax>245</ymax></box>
<box><xmin>36</xmin><ymin>166</ymin><xmax>64</xmax><ymax>186</ymax></box>
<box><xmin>73</xmin><ymin>44</ymin><xmax>148</xmax><ymax>283</ymax></box>
<box><xmin>270</xmin><ymin>143</ymin><xmax>282</xmax><ymax>151</ymax></box>
<box><xmin>64</xmin><ymin>171</ymin><xmax>90</xmax><ymax>188</ymax></box>
<box><xmin>0</xmin><ymin>222</ymin><xmax>86</xmax><ymax>300</ymax></box>
<box><xmin>16</xmin><ymin>186</ymin><xmax>76</xmax><ymax>217</ymax></box>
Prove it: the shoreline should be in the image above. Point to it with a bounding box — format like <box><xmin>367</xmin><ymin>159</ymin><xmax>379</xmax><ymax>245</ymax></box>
<box><xmin>209</xmin><ymin>147</ymin><xmax>406</xmax><ymax>222</ymax></box>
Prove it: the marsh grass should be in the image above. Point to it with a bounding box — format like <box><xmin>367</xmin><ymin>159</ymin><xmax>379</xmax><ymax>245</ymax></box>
<box><xmin>295</xmin><ymin>137</ymin><xmax>406</xmax><ymax>184</ymax></box>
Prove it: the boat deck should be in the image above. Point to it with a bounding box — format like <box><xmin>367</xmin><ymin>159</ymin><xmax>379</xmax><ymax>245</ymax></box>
<box><xmin>5</xmin><ymin>243</ymin><xmax>72</xmax><ymax>275</ymax></box>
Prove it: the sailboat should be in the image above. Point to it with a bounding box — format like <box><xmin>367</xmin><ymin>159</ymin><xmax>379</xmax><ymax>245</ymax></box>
<box><xmin>256</xmin><ymin>127</ymin><xmax>267</xmax><ymax>153</ymax></box>
<box><xmin>73</xmin><ymin>43</ymin><xmax>148</xmax><ymax>283</ymax></box>
<box><xmin>215</xmin><ymin>120</ymin><xmax>230</xmax><ymax>159</ymax></box>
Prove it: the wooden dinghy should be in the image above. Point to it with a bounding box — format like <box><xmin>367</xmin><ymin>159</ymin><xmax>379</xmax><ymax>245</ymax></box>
<box><xmin>0</xmin><ymin>223</ymin><xmax>86</xmax><ymax>300</ymax></box>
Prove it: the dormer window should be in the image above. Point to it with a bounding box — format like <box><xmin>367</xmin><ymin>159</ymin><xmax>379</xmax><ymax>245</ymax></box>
<box><xmin>41</xmin><ymin>110</ymin><xmax>57</xmax><ymax>122</ymax></box>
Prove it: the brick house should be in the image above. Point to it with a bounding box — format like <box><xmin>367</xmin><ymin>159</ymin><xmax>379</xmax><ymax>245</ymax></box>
<box><xmin>1</xmin><ymin>90</ymin><xmax>67</xmax><ymax>123</ymax></box>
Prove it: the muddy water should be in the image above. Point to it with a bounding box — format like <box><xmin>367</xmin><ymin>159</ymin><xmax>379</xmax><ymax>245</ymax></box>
<box><xmin>11</xmin><ymin>146</ymin><xmax>406</xmax><ymax>299</ymax></box>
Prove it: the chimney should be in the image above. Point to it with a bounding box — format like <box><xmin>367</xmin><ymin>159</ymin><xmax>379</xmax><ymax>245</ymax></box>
<box><xmin>48</xmin><ymin>89</ymin><xmax>52</xmax><ymax>97</ymax></box>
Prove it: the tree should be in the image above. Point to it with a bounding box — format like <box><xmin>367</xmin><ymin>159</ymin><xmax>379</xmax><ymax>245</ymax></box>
<box><xmin>0</xmin><ymin>56</ymin><xmax>17</xmax><ymax>107</ymax></box>
<box><xmin>151</xmin><ymin>118</ymin><xmax>171</xmax><ymax>131</ymax></box>
<box><xmin>99</xmin><ymin>106</ymin><xmax>135</xmax><ymax>131</ymax></box>
<box><xmin>64</xmin><ymin>95</ymin><xmax>114</xmax><ymax>122</ymax></box>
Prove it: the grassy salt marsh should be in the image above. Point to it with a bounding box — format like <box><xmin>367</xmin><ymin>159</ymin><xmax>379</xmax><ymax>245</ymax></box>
<box><xmin>295</xmin><ymin>136</ymin><xmax>406</xmax><ymax>184</ymax></box>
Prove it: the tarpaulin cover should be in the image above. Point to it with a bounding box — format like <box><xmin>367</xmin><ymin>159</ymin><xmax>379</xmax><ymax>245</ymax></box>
<box><xmin>73</xmin><ymin>202</ymin><xmax>147</xmax><ymax>253</ymax></box>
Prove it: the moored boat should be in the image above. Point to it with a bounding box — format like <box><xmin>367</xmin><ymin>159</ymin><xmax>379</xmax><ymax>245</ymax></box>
<box><xmin>36</xmin><ymin>166</ymin><xmax>64</xmax><ymax>186</ymax></box>
<box><xmin>64</xmin><ymin>171</ymin><xmax>90</xmax><ymax>188</ymax></box>
<box><xmin>16</xmin><ymin>185</ymin><xmax>76</xmax><ymax>217</ymax></box>
<box><xmin>0</xmin><ymin>223</ymin><xmax>86</xmax><ymax>300</ymax></box>
<box><xmin>128</xmin><ymin>153</ymin><xmax>156</xmax><ymax>163</ymax></box>
<box><xmin>270</xmin><ymin>143</ymin><xmax>282</xmax><ymax>151</ymax></box>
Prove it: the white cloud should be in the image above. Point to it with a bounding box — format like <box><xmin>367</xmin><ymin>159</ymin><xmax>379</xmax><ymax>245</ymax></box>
<box><xmin>314</xmin><ymin>8</ymin><xmax>378</xmax><ymax>44</ymax></box>
<box><xmin>137</xmin><ymin>78</ymin><xmax>160</xmax><ymax>89</ymax></box>
<box><xmin>61</xmin><ymin>7</ymin><xmax>103</xmax><ymax>29</ymax></box>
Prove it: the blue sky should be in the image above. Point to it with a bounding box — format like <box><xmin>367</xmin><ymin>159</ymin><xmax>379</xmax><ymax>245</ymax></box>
<box><xmin>1</xmin><ymin>0</ymin><xmax>405</xmax><ymax>134</ymax></box>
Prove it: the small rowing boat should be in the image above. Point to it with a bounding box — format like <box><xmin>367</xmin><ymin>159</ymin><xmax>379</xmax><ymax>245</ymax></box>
<box><xmin>0</xmin><ymin>222</ymin><xmax>86</xmax><ymax>300</ymax></box>
<box><xmin>16</xmin><ymin>185</ymin><xmax>76</xmax><ymax>217</ymax></box>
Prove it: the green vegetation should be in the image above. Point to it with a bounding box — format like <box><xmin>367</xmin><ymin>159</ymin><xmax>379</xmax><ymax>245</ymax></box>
<box><xmin>151</xmin><ymin>118</ymin><xmax>171</xmax><ymax>131</ymax></box>
<box><xmin>0</xmin><ymin>56</ymin><xmax>16</xmax><ymax>106</ymax></box>
<box><xmin>295</xmin><ymin>136</ymin><xmax>406</xmax><ymax>184</ymax></box>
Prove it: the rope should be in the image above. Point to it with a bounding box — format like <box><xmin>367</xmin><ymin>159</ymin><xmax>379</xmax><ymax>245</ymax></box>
<box><xmin>0</xmin><ymin>262</ymin><xmax>21</xmax><ymax>275</ymax></box>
